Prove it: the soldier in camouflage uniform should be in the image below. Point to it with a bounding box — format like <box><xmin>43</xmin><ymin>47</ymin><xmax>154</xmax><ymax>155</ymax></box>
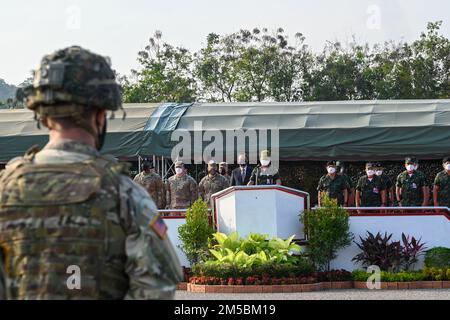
<box><xmin>336</xmin><ymin>161</ymin><xmax>354</xmax><ymax>206</ymax></box>
<box><xmin>218</xmin><ymin>162</ymin><xmax>231</xmax><ymax>185</ymax></box>
<box><xmin>433</xmin><ymin>157</ymin><xmax>450</xmax><ymax>208</ymax></box>
<box><xmin>355</xmin><ymin>162</ymin><xmax>387</xmax><ymax>207</ymax></box>
<box><xmin>199</xmin><ymin>160</ymin><xmax>229</xmax><ymax>207</ymax></box>
<box><xmin>166</xmin><ymin>161</ymin><xmax>198</xmax><ymax>209</ymax></box>
<box><xmin>317</xmin><ymin>160</ymin><xmax>349</xmax><ymax>206</ymax></box>
<box><xmin>0</xmin><ymin>46</ymin><xmax>182</xmax><ymax>300</ymax></box>
<box><xmin>133</xmin><ymin>162</ymin><xmax>166</xmax><ymax>209</ymax></box>
<box><xmin>374</xmin><ymin>162</ymin><xmax>394</xmax><ymax>206</ymax></box>
<box><xmin>396</xmin><ymin>157</ymin><xmax>429</xmax><ymax>207</ymax></box>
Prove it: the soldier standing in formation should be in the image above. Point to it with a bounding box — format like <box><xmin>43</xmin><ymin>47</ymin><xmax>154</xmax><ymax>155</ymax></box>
<box><xmin>355</xmin><ymin>162</ymin><xmax>387</xmax><ymax>207</ymax></box>
<box><xmin>374</xmin><ymin>162</ymin><xmax>394</xmax><ymax>206</ymax></box>
<box><xmin>433</xmin><ymin>157</ymin><xmax>450</xmax><ymax>208</ymax></box>
<box><xmin>317</xmin><ymin>161</ymin><xmax>349</xmax><ymax>207</ymax></box>
<box><xmin>198</xmin><ymin>160</ymin><xmax>229</xmax><ymax>207</ymax></box>
<box><xmin>336</xmin><ymin>161</ymin><xmax>354</xmax><ymax>206</ymax></box>
<box><xmin>0</xmin><ymin>46</ymin><xmax>182</xmax><ymax>299</ymax></box>
<box><xmin>133</xmin><ymin>162</ymin><xmax>166</xmax><ymax>209</ymax></box>
<box><xmin>218</xmin><ymin>161</ymin><xmax>231</xmax><ymax>185</ymax></box>
<box><xmin>248</xmin><ymin>150</ymin><xmax>281</xmax><ymax>186</ymax></box>
<box><xmin>396</xmin><ymin>157</ymin><xmax>429</xmax><ymax>207</ymax></box>
<box><xmin>166</xmin><ymin>160</ymin><xmax>198</xmax><ymax>209</ymax></box>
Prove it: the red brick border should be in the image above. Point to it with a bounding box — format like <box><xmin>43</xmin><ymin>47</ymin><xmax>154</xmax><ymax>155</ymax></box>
<box><xmin>186</xmin><ymin>281</ymin><xmax>450</xmax><ymax>293</ymax></box>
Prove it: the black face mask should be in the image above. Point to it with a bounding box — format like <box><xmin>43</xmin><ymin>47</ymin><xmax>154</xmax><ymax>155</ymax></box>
<box><xmin>97</xmin><ymin>117</ymin><xmax>107</xmax><ymax>151</ymax></box>
<box><xmin>220</xmin><ymin>169</ymin><xmax>226</xmax><ymax>175</ymax></box>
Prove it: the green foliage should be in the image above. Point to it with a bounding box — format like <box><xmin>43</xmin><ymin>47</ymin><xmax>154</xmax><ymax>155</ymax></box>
<box><xmin>123</xmin><ymin>21</ymin><xmax>449</xmax><ymax>104</ymax></box>
<box><xmin>423</xmin><ymin>266</ymin><xmax>450</xmax><ymax>281</ymax></box>
<box><xmin>301</xmin><ymin>195</ymin><xmax>353</xmax><ymax>271</ymax></box>
<box><xmin>177</xmin><ymin>198</ymin><xmax>214</xmax><ymax>265</ymax></box>
<box><xmin>205</xmin><ymin>232</ymin><xmax>302</xmax><ymax>269</ymax></box>
<box><xmin>121</xmin><ymin>31</ymin><xmax>197</xmax><ymax>103</ymax></box>
<box><xmin>192</xmin><ymin>260</ymin><xmax>314</xmax><ymax>280</ymax></box>
<box><xmin>424</xmin><ymin>247</ymin><xmax>450</xmax><ymax>269</ymax></box>
<box><xmin>352</xmin><ymin>270</ymin><xmax>427</xmax><ymax>282</ymax></box>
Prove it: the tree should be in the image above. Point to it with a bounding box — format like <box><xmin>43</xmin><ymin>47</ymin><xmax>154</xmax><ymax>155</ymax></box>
<box><xmin>122</xmin><ymin>31</ymin><xmax>197</xmax><ymax>103</ymax></box>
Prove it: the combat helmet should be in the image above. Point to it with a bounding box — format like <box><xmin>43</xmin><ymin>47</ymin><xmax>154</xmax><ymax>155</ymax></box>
<box><xmin>16</xmin><ymin>46</ymin><xmax>123</xmax><ymax>143</ymax></box>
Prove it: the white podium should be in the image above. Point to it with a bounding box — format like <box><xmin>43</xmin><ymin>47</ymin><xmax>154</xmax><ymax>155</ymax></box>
<box><xmin>211</xmin><ymin>185</ymin><xmax>309</xmax><ymax>240</ymax></box>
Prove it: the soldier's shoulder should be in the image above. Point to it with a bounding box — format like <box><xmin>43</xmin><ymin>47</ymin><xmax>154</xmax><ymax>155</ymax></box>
<box><xmin>397</xmin><ymin>171</ymin><xmax>407</xmax><ymax>179</ymax></box>
<box><xmin>187</xmin><ymin>175</ymin><xmax>197</xmax><ymax>183</ymax></box>
<box><xmin>168</xmin><ymin>175</ymin><xmax>177</xmax><ymax>182</ymax></box>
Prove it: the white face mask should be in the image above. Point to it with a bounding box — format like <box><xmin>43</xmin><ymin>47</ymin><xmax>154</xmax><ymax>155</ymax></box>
<box><xmin>406</xmin><ymin>164</ymin><xmax>415</xmax><ymax>172</ymax></box>
<box><xmin>366</xmin><ymin>170</ymin><xmax>375</xmax><ymax>177</ymax></box>
<box><xmin>260</xmin><ymin>159</ymin><xmax>270</xmax><ymax>167</ymax></box>
<box><xmin>327</xmin><ymin>166</ymin><xmax>336</xmax><ymax>174</ymax></box>
<box><xmin>445</xmin><ymin>164</ymin><xmax>450</xmax><ymax>171</ymax></box>
<box><xmin>375</xmin><ymin>170</ymin><xmax>383</xmax><ymax>176</ymax></box>
<box><xmin>175</xmin><ymin>167</ymin><xmax>184</xmax><ymax>175</ymax></box>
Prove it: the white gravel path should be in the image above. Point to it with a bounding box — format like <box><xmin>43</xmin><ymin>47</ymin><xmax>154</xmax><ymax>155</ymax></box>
<box><xmin>175</xmin><ymin>289</ymin><xmax>450</xmax><ymax>300</ymax></box>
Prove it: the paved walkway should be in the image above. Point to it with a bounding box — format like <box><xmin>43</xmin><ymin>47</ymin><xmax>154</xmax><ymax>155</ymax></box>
<box><xmin>175</xmin><ymin>289</ymin><xmax>450</xmax><ymax>300</ymax></box>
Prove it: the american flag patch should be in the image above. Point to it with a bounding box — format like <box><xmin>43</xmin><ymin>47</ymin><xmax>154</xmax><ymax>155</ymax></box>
<box><xmin>149</xmin><ymin>215</ymin><xmax>168</xmax><ymax>240</ymax></box>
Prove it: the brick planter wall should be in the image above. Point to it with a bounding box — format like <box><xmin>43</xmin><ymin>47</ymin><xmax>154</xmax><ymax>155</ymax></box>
<box><xmin>186</xmin><ymin>281</ymin><xmax>450</xmax><ymax>293</ymax></box>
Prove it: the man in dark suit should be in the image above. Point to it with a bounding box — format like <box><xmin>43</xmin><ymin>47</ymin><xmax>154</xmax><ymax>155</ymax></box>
<box><xmin>230</xmin><ymin>153</ymin><xmax>252</xmax><ymax>186</ymax></box>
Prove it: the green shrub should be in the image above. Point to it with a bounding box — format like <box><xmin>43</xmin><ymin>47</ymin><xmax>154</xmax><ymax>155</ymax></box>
<box><xmin>206</xmin><ymin>232</ymin><xmax>303</xmax><ymax>268</ymax></box>
<box><xmin>178</xmin><ymin>199</ymin><xmax>215</xmax><ymax>264</ymax></box>
<box><xmin>352</xmin><ymin>269</ymin><xmax>427</xmax><ymax>282</ymax></box>
<box><xmin>423</xmin><ymin>266</ymin><xmax>450</xmax><ymax>281</ymax></box>
<box><xmin>424</xmin><ymin>247</ymin><xmax>450</xmax><ymax>269</ymax></box>
<box><xmin>192</xmin><ymin>259</ymin><xmax>315</xmax><ymax>279</ymax></box>
<box><xmin>301</xmin><ymin>195</ymin><xmax>353</xmax><ymax>271</ymax></box>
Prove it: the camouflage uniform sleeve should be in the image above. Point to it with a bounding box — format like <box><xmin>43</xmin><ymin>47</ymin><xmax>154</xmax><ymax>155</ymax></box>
<box><xmin>119</xmin><ymin>176</ymin><xmax>183</xmax><ymax>299</ymax></box>
<box><xmin>165</xmin><ymin>180</ymin><xmax>171</xmax><ymax>209</ymax></box>
<box><xmin>434</xmin><ymin>172</ymin><xmax>441</xmax><ymax>187</ymax></box>
<box><xmin>317</xmin><ymin>176</ymin><xmax>324</xmax><ymax>191</ymax></box>
<box><xmin>355</xmin><ymin>177</ymin><xmax>363</xmax><ymax>191</ymax></box>
<box><xmin>198</xmin><ymin>178</ymin><xmax>205</xmax><ymax>201</ymax></box>
<box><xmin>158</xmin><ymin>178</ymin><xmax>166</xmax><ymax>209</ymax></box>
<box><xmin>396</xmin><ymin>173</ymin><xmax>403</xmax><ymax>188</ymax></box>
<box><xmin>190</xmin><ymin>178</ymin><xmax>198</xmax><ymax>205</ymax></box>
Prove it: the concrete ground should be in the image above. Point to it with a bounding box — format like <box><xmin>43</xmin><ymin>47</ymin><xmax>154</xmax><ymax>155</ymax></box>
<box><xmin>175</xmin><ymin>289</ymin><xmax>450</xmax><ymax>300</ymax></box>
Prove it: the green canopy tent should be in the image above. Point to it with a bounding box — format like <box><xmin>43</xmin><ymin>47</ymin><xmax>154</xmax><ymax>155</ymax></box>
<box><xmin>1</xmin><ymin>99</ymin><xmax>450</xmax><ymax>163</ymax></box>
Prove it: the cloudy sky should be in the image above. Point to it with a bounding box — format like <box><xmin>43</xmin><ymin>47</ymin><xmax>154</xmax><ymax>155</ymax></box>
<box><xmin>0</xmin><ymin>0</ymin><xmax>449</xmax><ymax>85</ymax></box>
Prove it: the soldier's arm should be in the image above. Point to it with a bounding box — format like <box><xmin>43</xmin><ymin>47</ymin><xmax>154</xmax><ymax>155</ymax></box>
<box><xmin>165</xmin><ymin>181</ymin><xmax>171</xmax><ymax>209</ymax></box>
<box><xmin>422</xmin><ymin>186</ymin><xmax>429</xmax><ymax>206</ymax></box>
<box><xmin>190</xmin><ymin>179</ymin><xmax>198</xmax><ymax>205</ymax></box>
<box><xmin>381</xmin><ymin>190</ymin><xmax>387</xmax><ymax>206</ymax></box>
<box><xmin>247</xmin><ymin>169</ymin><xmax>257</xmax><ymax>186</ymax></box>
<box><xmin>119</xmin><ymin>177</ymin><xmax>183</xmax><ymax>299</ymax></box>
<box><xmin>343</xmin><ymin>188</ymin><xmax>348</xmax><ymax>206</ymax></box>
<box><xmin>395</xmin><ymin>175</ymin><xmax>402</xmax><ymax>205</ymax></box>
<box><xmin>158</xmin><ymin>178</ymin><xmax>165</xmax><ymax>209</ymax></box>
<box><xmin>198</xmin><ymin>179</ymin><xmax>205</xmax><ymax>200</ymax></box>
<box><xmin>433</xmin><ymin>184</ymin><xmax>440</xmax><ymax>206</ymax></box>
<box><xmin>355</xmin><ymin>178</ymin><xmax>362</xmax><ymax>207</ymax></box>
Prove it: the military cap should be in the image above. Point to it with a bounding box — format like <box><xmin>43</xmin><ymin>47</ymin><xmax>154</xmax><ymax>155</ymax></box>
<box><xmin>443</xmin><ymin>157</ymin><xmax>450</xmax><ymax>164</ymax></box>
<box><xmin>365</xmin><ymin>162</ymin><xmax>375</xmax><ymax>168</ymax></box>
<box><xmin>207</xmin><ymin>160</ymin><xmax>217</xmax><ymax>168</ymax></box>
<box><xmin>219</xmin><ymin>162</ymin><xmax>227</xmax><ymax>168</ymax></box>
<box><xmin>326</xmin><ymin>160</ymin><xmax>337</xmax><ymax>167</ymax></box>
<box><xmin>405</xmin><ymin>157</ymin><xmax>418</xmax><ymax>164</ymax></box>
<box><xmin>142</xmin><ymin>162</ymin><xmax>153</xmax><ymax>170</ymax></box>
<box><xmin>260</xmin><ymin>150</ymin><xmax>271</xmax><ymax>160</ymax></box>
<box><xmin>174</xmin><ymin>160</ymin><xmax>184</xmax><ymax>167</ymax></box>
<box><xmin>335</xmin><ymin>161</ymin><xmax>345</xmax><ymax>168</ymax></box>
<box><xmin>374</xmin><ymin>162</ymin><xmax>383</xmax><ymax>168</ymax></box>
